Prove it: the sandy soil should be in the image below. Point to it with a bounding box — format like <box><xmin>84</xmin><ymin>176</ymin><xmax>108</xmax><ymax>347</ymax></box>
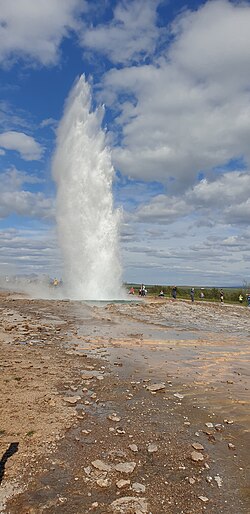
<box><xmin>0</xmin><ymin>291</ymin><xmax>249</xmax><ymax>513</ymax></box>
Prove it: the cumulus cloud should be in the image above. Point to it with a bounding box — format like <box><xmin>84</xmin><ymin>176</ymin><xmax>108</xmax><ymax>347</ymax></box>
<box><xmin>81</xmin><ymin>0</ymin><xmax>160</xmax><ymax>64</ymax></box>
<box><xmin>169</xmin><ymin>0</ymin><xmax>250</xmax><ymax>86</ymax></box>
<box><xmin>0</xmin><ymin>168</ymin><xmax>54</xmax><ymax>220</ymax></box>
<box><xmin>188</xmin><ymin>172</ymin><xmax>250</xmax><ymax>207</ymax></box>
<box><xmin>98</xmin><ymin>0</ymin><xmax>250</xmax><ymax>193</ymax></box>
<box><xmin>0</xmin><ymin>131</ymin><xmax>43</xmax><ymax>160</ymax></box>
<box><xmin>132</xmin><ymin>170</ymin><xmax>250</xmax><ymax>226</ymax></box>
<box><xmin>0</xmin><ymin>0</ymin><xmax>85</xmax><ymax>66</ymax></box>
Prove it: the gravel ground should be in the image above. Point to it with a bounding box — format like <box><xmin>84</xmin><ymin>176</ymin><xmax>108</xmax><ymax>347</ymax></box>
<box><xmin>0</xmin><ymin>291</ymin><xmax>249</xmax><ymax>513</ymax></box>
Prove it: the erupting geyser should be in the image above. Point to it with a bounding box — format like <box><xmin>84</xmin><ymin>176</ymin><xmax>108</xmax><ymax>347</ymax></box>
<box><xmin>52</xmin><ymin>75</ymin><xmax>123</xmax><ymax>300</ymax></box>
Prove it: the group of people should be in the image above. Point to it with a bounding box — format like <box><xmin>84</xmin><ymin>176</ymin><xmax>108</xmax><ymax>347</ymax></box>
<box><xmin>129</xmin><ymin>285</ymin><xmax>250</xmax><ymax>305</ymax></box>
<box><xmin>129</xmin><ymin>285</ymin><xmax>148</xmax><ymax>296</ymax></box>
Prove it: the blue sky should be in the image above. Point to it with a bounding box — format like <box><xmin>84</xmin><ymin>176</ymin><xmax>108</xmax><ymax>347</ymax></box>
<box><xmin>0</xmin><ymin>0</ymin><xmax>250</xmax><ymax>287</ymax></box>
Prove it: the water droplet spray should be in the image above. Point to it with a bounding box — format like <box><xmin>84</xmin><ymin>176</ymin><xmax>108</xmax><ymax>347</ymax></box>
<box><xmin>52</xmin><ymin>75</ymin><xmax>123</xmax><ymax>300</ymax></box>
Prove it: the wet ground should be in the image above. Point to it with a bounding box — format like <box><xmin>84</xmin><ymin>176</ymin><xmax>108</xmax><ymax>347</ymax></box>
<box><xmin>0</xmin><ymin>294</ymin><xmax>249</xmax><ymax>513</ymax></box>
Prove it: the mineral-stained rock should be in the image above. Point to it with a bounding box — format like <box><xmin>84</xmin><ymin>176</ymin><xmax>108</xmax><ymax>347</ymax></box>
<box><xmin>110</xmin><ymin>496</ymin><xmax>148</xmax><ymax>513</ymax></box>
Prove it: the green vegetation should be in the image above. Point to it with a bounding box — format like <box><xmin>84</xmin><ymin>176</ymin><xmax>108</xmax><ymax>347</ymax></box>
<box><xmin>125</xmin><ymin>283</ymin><xmax>249</xmax><ymax>305</ymax></box>
<box><xmin>26</xmin><ymin>430</ymin><xmax>35</xmax><ymax>437</ymax></box>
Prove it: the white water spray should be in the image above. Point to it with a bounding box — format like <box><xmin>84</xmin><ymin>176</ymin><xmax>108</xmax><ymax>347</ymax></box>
<box><xmin>52</xmin><ymin>75</ymin><xmax>123</xmax><ymax>300</ymax></box>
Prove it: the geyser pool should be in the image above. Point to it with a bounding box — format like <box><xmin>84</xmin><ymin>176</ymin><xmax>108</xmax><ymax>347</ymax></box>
<box><xmin>52</xmin><ymin>75</ymin><xmax>123</xmax><ymax>300</ymax></box>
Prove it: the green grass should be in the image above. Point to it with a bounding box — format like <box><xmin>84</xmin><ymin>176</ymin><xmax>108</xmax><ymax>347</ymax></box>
<box><xmin>124</xmin><ymin>283</ymin><xmax>249</xmax><ymax>305</ymax></box>
<box><xmin>26</xmin><ymin>430</ymin><xmax>35</xmax><ymax>437</ymax></box>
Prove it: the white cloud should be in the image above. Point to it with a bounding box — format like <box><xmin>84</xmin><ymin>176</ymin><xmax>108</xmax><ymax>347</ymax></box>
<box><xmin>0</xmin><ymin>168</ymin><xmax>54</xmax><ymax>220</ymax></box>
<box><xmin>133</xmin><ymin>194</ymin><xmax>192</xmax><ymax>224</ymax></box>
<box><xmin>40</xmin><ymin>117</ymin><xmax>57</xmax><ymax>130</ymax></box>
<box><xmin>131</xmin><ymin>170</ymin><xmax>250</xmax><ymax>226</ymax></box>
<box><xmin>187</xmin><ymin>171</ymin><xmax>250</xmax><ymax>206</ymax></box>
<box><xmin>82</xmin><ymin>0</ymin><xmax>160</xmax><ymax>64</ymax></box>
<box><xmin>0</xmin><ymin>131</ymin><xmax>43</xmax><ymax>160</ymax></box>
<box><xmin>98</xmin><ymin>0</ymin><xmax>250</xmax><ymax>192</ymax></box>
<box><xmin>186</xmin><ymin>171</ymin><xmax>250</xmax><ymax>225</ymax></box>
<box><xmin>170</xmin><ymin>0</ymin><xmax>250</xmax><ymax>87</ymax></box>
<box><xmin>0</xmin><ymin>0</ymin><xmax>85</xmax><ymax>66</ymax></box>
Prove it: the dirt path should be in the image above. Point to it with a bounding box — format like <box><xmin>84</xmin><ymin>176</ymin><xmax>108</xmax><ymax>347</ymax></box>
<box><xmin>0</xmin><ymin>292</ymin><xmax>249</xmax><ymax>513</ymax></box>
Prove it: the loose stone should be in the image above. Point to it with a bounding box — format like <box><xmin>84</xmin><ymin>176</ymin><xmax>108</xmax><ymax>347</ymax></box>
<box><xmin>147</xmin><ymin>443</ymin><xmax>158</xmax><ymax>453</ymax></box>
<box><xmin>214</xmin><ymin>475</ymin><xmax>223</xmax><ymax>488</ymax></box>
<box><xmin>116</xmin><ymin>479</ymin><xmax>131</xmax><ymax>489</ymax></box>
<box><xmin>91</xmin><ymin>460</ymin><xmax>112</xmax><ymax>472</ymax></box>
<box><xmin>108</xmin><ymin>413</ymin><xmax>121</xmax><ymax>422</ymax></box>
<box><xmin>191</xmin><ymin>451</ymin><xmax>204</xmax><ymax>462</ymax></box>
<box><xmin>110</xmin><ymin>496</ymin><xmax>148</xmax><ymax>513</ymax></box>
<box><xmin>192</xmin><ymin>442</ymin><xmax>204</xmax><ymax>451</ymax></box>
<box><xmin>115</xmin><ymin>462</ymin><xmax>136</xmax><ymax>474</ymax></box>
<box><xmin>129</xmin><ymin>444</ymin><xmax>138</xmax><ymax>452</ymax></box>
<box><xmin>146</xmin><ymin>383</ymin><xmax>165</xmax><ymax>392</ymax></box>
<box><xmin>132</xmin><ymin>482</ymin><xmax>146</xmax><ymax>493</ymax></box>
<box><xmin>198</xmin><ymin>496</ymin><xmax>209</xmax><ymax>502</ymax></box>
<box><xmin>96</xmin><ymin>478</ymin><xmax>109</xmax><ymax>488</ymax></box>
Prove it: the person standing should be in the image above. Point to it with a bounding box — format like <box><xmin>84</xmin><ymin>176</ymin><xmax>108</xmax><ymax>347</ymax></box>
<box><xmin>190</xmin><ymin>288</ymin><xmax>195</xmax><ymax>302</ymax></box>
<box><xmin>220</xmin><ymin>289</ymin><xmax>224</xmax><ymax>303</ymax></box>
<box><xmin>172</xmin><ymin>286</ymin><xmax>177</xmax><ymax>300</ymax></box>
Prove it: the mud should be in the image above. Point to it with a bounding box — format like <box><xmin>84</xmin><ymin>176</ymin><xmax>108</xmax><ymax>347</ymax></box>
<box><xmin>0</xmin><ymin>292</ymin><xmax>249</xmax><ymax>513</ymax></box>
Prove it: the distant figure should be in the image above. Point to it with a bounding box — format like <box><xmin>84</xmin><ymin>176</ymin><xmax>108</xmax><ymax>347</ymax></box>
<box><xmin>246</xmin><ymin>293</ymin><xmax>250</xmax><ymax>307</ymax></box>
<box><xmin>139</xmin><ymin>284</ymin><xmax>146</xmax><ymax>296</ymax></box>
<box><xmin>172</xmin><ymin>286</ymin><xmax>177</xmax><ymax>300</ymax></box>
<box><xmin>129</xmin><ymin>287</ymin><xmax>135</xmax><ymax>295</ymax></box>
<box><xmin>159</xmin><ymin>290</ymin><xmax>164</xmax><ymax>297</ymax></box>
<box><xmin>239</xmin><ymin>294</ymin><xmax>243</xmax><ymax>303</ymax></box>
<box><xmin>220</xmin><ymin>289</ymin><xmax>224</xmax><ymax>303</ymax></box>
<box><xmin>190</xmin><ymin>288</ymin><xmax>195</xmax><ymax>302</ymax></box>
<box><xmin>200</xmin><ymin>290</ymin><xmax>205</xmax><ymax>299</ymax></box>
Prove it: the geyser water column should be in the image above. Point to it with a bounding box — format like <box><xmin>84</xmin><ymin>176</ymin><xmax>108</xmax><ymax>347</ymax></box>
<box><xmin>52</xmin><ymin>75</ymin><xmax>122</xmax><ymax>300</ymax></box>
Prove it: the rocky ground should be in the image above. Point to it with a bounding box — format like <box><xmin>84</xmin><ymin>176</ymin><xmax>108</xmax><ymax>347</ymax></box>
<box><xmin>0</xmin><ymin>291</ymin><xmax>249</xmax><ymax>513</ymax></box>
